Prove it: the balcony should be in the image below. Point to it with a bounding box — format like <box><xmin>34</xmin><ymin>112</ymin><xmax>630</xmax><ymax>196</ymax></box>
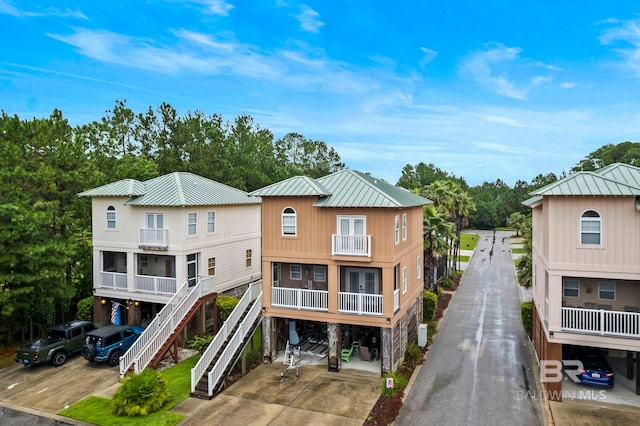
<box><xmin>135</xmin><ymin>275</ymin><xmax>177</xmax><ymax>295</ymax></box>
<box><xmin>139</xmin><ymin>228</ymin><xmax>168</xmax><ymax>249</ymax></box>
<box><xmin>332</xmin><ymin>234</ymin><xmax>371</xmax><ymax>257</ymax></box>
<box><xmin>271</xmin><ymin>287</ymin><xmax>328</xmax><ymax>311</ymax></box>
<box><xmin>562</xmin><ymin>307</ymin><xmax>640</xmax><ymax>338</ymax></box>
<box><xmin>338</xmin><ymin>292</ymin><xmax>383</xmax><ymax>316</ymax></box>
<box><xmin>100</xmin><ymin>272</ymin><xmax>127</xmax><ymax>290</ymax></box>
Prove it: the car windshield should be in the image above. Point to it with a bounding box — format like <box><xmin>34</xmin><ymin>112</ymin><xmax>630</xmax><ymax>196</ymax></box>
<box><xmin>49</xmin><ymin>329</ymin><xmax>66</xmax><ymax>340</ymax></box>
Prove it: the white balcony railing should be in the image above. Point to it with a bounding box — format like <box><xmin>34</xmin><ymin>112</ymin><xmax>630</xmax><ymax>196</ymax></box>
<box><xmin>562</xmin><ymin>307</ymin><xmax>640</xmax><ymax>338</ymax></box>
<box><xmin>332</xmin><ymin>234</ymin><xmax>371</xmax><ymax>257</ymax></box>
<box><xmin>338</xmin><ymin>292</ymin><xmax>383</xmax><ymax>316</ymax></box>
<box><xmin>100</xmin><ymin>272</ymin><xmax>128</xmax><ymax>290</ymax></box>
<box><xmin>135</xmin><ymin>275</ymin><xmax>177</xmax><ymax>294</ymax></box>
<box><xmin>271</xmin><ymin>287</ymin><xmax>328</xmax><ymax>311</ymax></box>
<box><xmin>139</xmin><ymin>228</ymin><xmax>168</xmax><ymax>247</ymax></box>
<box><xmin>394</xmin><ymin>288</ymin><xmax>400</xmax><ymax>312</ymax></box>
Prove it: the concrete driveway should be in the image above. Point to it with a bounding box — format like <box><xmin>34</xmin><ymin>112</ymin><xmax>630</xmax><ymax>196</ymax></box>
<box><xmin>172</xmin><ymin>362</ymin><xmax>380</xmax><ymax>425</ymax></box>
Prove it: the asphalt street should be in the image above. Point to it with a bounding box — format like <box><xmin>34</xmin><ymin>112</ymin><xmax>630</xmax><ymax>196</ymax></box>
<box><xmin>396</xmin><ymin>230</ymin><xmax>543</xmax><ymax>426</ymax></box>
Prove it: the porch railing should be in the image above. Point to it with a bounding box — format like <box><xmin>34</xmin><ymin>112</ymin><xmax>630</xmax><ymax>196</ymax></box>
<box><xmin>338</xmin><ymin>292</ymin><xmax>383</xmax><ymax>316</ymax></box>
<box><xmin>562</xmin><ymin>307</ymin><xmax>640</xmax><ymax>338</ymax></box>
<box><xmin>100</xmin><ymin>272</ymin><xmax>127</xmax><ymax>290</ymax></box>
<box><xmin>135</xmin><ymin>275</ymin><xmax>177</xmax><ymax>294</ymax></box>
<box><xmin>332</xmin><ymin>234</ymin><xmax>371</xmax><ymax>257</ymax></box>
<box><xmin>139</xmin><ymin>228</ymin><xmax>168</xmax><ymax>247</ymax></box>
<box><xmin>271</xmin><ymin>287</ymin><xmax>328</xmax><ymax>311</ymax></box>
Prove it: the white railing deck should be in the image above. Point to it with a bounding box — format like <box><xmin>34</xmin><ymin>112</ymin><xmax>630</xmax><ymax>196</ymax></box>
<box><xmin>562</xmin><ymin>307</ymin><xmax>640</xmax><ymax>338</ymax></box>
<box><xmin>338</xmin><ymin>292</ymin><xmax>383</xmax><ymax>316</ymax></box>
<box><xmin>134</xmin><ymin>275</ymin><xmax>177</xmax><ymax>294</ymax></box>
<box><xmin>119</xmin><ymin>275</ymin><xmax>215</xmax><ymax>378</ymax></box>
<box><xmin>271</xmin><ymin>287</ymin><xmax>328</xmax><ymax>311</ymax></box>
<box><xmin>139</xmin><ymin>228</ymin><xmax>168</xmax><ymax>247</ymax></box>
<box><xmin>100</xmin><ymin>271</ymin><xmax>127</xmax><ymax>290</ymax></box>
<box><xmin>191</xmin><ymin>282</ymin><xmax>262</xmax><ymax>393</ymax></box>
<box><xmin>331</xmin><ymin>234</ymin><xmax>371</xmax><ymax>257</ymax></box>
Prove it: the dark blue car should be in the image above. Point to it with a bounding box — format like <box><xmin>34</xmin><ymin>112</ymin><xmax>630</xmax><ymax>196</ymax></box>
<box><xmin>564</xmin><ymin>345</ymin><xmax>614</xmax><ymax>388</ymax></box>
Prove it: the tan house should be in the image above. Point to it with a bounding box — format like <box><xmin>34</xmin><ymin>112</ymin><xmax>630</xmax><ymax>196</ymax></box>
<box><xmin>525</xmin><ymin>163</ymin><xmax>640</xmax><ymax>400</ymax></box>
<box><xmin>250</xmin><ymin>169</ymin><xmax>430</xmax><ymax>373</ymax></box>
<box><xmin>78</xmin><ymin>172</ymin><xmax>262</xmax><ymax>326</ymax></box>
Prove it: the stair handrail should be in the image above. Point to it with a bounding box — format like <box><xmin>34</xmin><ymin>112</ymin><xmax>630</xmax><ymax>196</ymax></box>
<box><xmin>206</xmin><ymin>292</ymin><xmax>262</xmax><ymax>397</ymax></box>
<box><xmin>191</xmin><ymin>281</ymin><xmax>261</xmax><ymax>392</ymax></box>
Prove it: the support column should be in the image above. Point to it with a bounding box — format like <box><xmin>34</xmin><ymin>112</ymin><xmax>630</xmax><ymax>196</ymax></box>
<box><xmin>635</xmin><ymin>352</ymin><xmax>640</xmax><ymax>395</ymax></box>
<box><xmin>627</xmin><ymin>351</ymin><xmax>634</xmax><ymax>381</ymax></box>
<box><xmin>262</xmin><ymin>316</ymin><xmax>274</xmax><ymax>364</ymax></box>
<box><xmin>382</xmin><ymin>327</ymin><xmax>392</xmax><ymax>373</ymax></box>
<box><xmin>327</xmin><ymin>322</ymin><xmax>339</xmax><ymax>372</ymax></box>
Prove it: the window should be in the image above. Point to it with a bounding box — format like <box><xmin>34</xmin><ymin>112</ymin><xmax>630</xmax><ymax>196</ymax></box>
<box><xmin>314</xmin><ymin>266</ymin><xmax>327</xmax><ymax>282</ymax></box>
<box><xmin>282</xmin><ymin>207</ymin><xmax>297</xmax><ymax>236</ymax></box>
<box><xmin>416</xmin><ymin>256</ymin><xmax>421</xmax><ymax>279</ymax></box>
<box><xmin>207</xmin><ymin>211</ymin><xmax>216</xmax><ymax>233</ymax></box>
<box><xmin>208</xmin><ymin>257</ymin><xmax>216</xmax><ymax>276</ymax></box>
<box><xmin>107</xmin><ymin>206</ymin><xmax>116</xmax><ymax>229</ymax></box>
<box><xmin>563</xmin><ymin>279</ymin><xmax>579</xmax><ymax>298</ymax></box>
<box><xmin>402</xmin><ymin>213</ymin><xmax>407</xmax><ymax>241</ymax></box>
<box><xmin>188</xmin><ymin>213</ymin><xmax>197</xmax><ymax>236</ymax></box>
<box><xmin>246</xmin><ymin>249</ymin><xmax>252</xmax><ymax>268</ymax></box>
<box><xmin>187</xmin><ymin>253</ymin><xmax>197</xmax><ymax>287</ymax></box>
<box><xmin>146</xmin><ymin>213</ymin><xmax>164</xmax><ymax>229</ymax></box>
<box><xmin>599</xmin><ymin>281</ymin><xmax>616</xmax><ymax>300</ymax></box>
<box><xmin>290</xmin><ymin>264</ymin><xmax>302</xmax><ymax>280</ymax></box>
<box><xmin>394</xmin><ymin>215</ymin><xmax>400</xmax><ymax>244</ymax></box>
<box><xmin>580</xmin><ymin>210</ymin><xmax>601</xmax><ymax>245</ymax></box>
<box><xmin>402</xmin><ymin>266</ymin><xmax>408</xmax><ymax>294</ymax></box>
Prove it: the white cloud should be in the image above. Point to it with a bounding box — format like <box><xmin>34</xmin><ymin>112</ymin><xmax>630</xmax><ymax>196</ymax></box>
<box><xmin>0</xmin><ymin>1</ymin><xmax>86</xmax><ymax>19</ymax></box>
<box><xmin>190</xmin><ymin>0</ymin><xmax>234</xmax><ymax>16</ymax></box>
<box><xmin>599</xmin><ymin>18</ymin><xmax>640</xmax><ymax>77</ymax></box>
<box><xmin>483</xmin><ymin>115</ymin><xmax>525</xmax><ymax>127</ymax></box>
<box><xmin>560</xmin><ymin>82</ymin><xmax>576</xmax><ymax>89</ymax></box>
<box><xmin>296</xmin><ymin>5</ymin><xmax>324</xmax><ymax>33</ymax></box>
<box><xmin>419</xmin><ymin>47</ymin><xmax>438</xmax><ymax>69</ymax></box>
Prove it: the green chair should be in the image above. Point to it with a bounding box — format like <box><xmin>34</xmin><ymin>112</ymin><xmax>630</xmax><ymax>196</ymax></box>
<box><xmin>341</xmin><ymin>344</ymin><xmax>354</xmax><ymax>362</ymax></box>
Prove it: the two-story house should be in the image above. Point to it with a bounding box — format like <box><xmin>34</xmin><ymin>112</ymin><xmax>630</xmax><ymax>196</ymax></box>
<box><xmin>250</xmin><ymin>169</ymin><xmax>430</xmax><ymax>373</ymax></box>
<box><xmin>525</xmin><ymin>163</ymin><xmax>640</xmax><ymax>400</ymax></box>
<box><xmin>79</xmin><ymin>172</ymin><xmax>262</xmax><ymax>326</ymax></box>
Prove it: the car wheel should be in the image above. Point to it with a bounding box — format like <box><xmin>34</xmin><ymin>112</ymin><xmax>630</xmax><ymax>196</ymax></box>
<box><xmin>52</xmin><ymin>351</ymin><xmax>67</xmax><ymax>367</ymax></box>
<box><xmin>82</xmin><ymin>344</ymin><xmax>96</xmax><ymax>361</ymax></box>
<box><xmin>108</xmin><ymin>350</ymin><xmax>122</xmax><ymax>367</ymax></box>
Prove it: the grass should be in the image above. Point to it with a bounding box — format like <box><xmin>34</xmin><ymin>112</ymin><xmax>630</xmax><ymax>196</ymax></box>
<box><xmin>511</xmin><ymin>248</ymin><xmax>525</xmax><ymax>254</ymax></box>
<box><xmin>59</xmin><ymin>355</ymin><xmax>199</xmax><ymax>425</ymax></box>
<box><xmin>460</xmin><ymin>233</ymin><xmax>479</xmax><ymax>251</ymax></box>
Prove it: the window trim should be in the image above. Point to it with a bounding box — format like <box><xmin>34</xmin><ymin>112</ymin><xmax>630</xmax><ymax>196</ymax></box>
<box><xmin>245</xmin><ymin>249</ymin><xmax>252</xmax><ymax>268</ymax></box>
<box><xmin>394</xmin><ymin>215</ymin><xmax>400</xmax><ymax>244</ymax></box>
<box><xmin>106</xmin><ymin>206</ymin><xmax>116</xmax><ymax>229</ymax></box>
<box><xmin>187</xmin><ymin>212</ymin><xmax>197</xmax><ymax>236</ymax></box>
<box><xmin>402</xmin><ymin>266</ymin><xmax>407</xmax><ymax>294</ymax></box>
<box><xmin>314</xmin><ymin>265</ymin><xmax>327</xmax><ymax>282</ymax></box>
<box><xmin>290</xmin><ymin>264</ymin><xmax>302</xmax><ymax>280</ymax></box>
<box><xmin>563</xmin><ymin>278</ymin><xmax>579</xmax><ymax>298</ymax></box>
<box><xmin>208</xmin><ymin>257</ymin><xmax>216</xmax><ymax>276</ymax></box>
<box><xmin>580</xmin><ymin>210</ymin><xmax>601</xmax><ymax>246</ymax></box>
<box><xmin>416</xmin><ymin>256</ymin><xmax>421</xmax><ymax>279</ymax></box>
<box><xmin>598</xmin><ymin>281</ymin><xmax>616</xmax><ymax>300</ymax></box>
<box><xmin>282</xmin><ymin>207</ymin><xmax>297</xmax><ymax>236</ymax></box>
<box><xmin>207</xmin><ymin>211</ymin><xmax>216</xmax><ymax>233</ymax></box>
<box><xmin>402</xmin><ymin>213</ymin><xmax>407</xmax><ymax>241</ymax></box>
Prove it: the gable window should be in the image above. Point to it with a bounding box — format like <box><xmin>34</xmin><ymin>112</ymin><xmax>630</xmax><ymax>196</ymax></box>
<box><xmin>394</xmin><ymin>215</ymin><xmax>400</xmax><ymax>244</ymax></box>
<box><xmin>598</xmin><ymin>281</ymin><xmax>616</xmax><ymax>300</ymax></box>
<box><xmin>290</xmin><ymin>264</ymin><xmax>302</xmax><ymax>280</ymax></box>
<box><xmin>580</xmin><ymin>210</ymin><xmax>601</xmax><ymax>245</ymax></box>
<box><xmin>208</xmin><ymin>257</ymin><xmax>216</xmax><ymax>276</ymax></box>
<box><xmin>402</xmin><ymin>266</ymin><xmax>408</xmax><ymax>294</ymax></box>
<box><xmin>314</xmin><ymin>266</ymin><xmax>327</xmax><ymax>282</ymax></box>
<box><xmin>188</xmin><ymin>213</ymin><xmax>197</xmax><ymax>235</ymax></box>
<box><xmin>282</xmin><ymin>207</ymin><xmax>297</xmax><ymax>236</ymax></box>
<box><xmin>246</xmin><ymin>249</ymin><xmax>252</xmax><ymax>268</ymax></box>
<box><xmin>563</xmin><ymin>279</ymin><xmax>579</xmax><ymax>298</ymax></box>
<box><xmin>107</xmin><ymin>206</ymin><xmax>116</xmax><ymax>229</ymax></box>
<box><xmin>207</xmin><ymin>211</ymin><xmax>216</xmax><ymax>233</ymax></box>
<box><xmin>402</xmin><ymin>213</ymin><xmax>407</xmax><ymax>241</ymax></box>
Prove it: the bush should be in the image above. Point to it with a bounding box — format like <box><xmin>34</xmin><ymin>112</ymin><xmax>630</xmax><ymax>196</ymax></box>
<box><xmin>521</xmin><ymin>301</ymin><xmax>533</xmax><ymax>337</ymax></box>
<box><xmin>76</xmin><ymin>296</ymin><xmax>93</xmax><ymax>321</ymax></box>
<box><xmin>187</xmin><ymin>335</ymin><xmax>214</xmax><ymax>353</ymax></box>
<box><xmin>423</xmin><ymin>290</ymin><xmax>438</xmax><ymax>322</ymax></box>
<box><xmin>404</xmin><ymin>343</ymin><xmax>422</xmax><ymax>367</ymax></box>
<box><xmin>111</xmin><ymin>369</ymin><xmax>172</xmax><ymax>417</ymax></box>
<box><xmin>217</xmin><ymin>295</ymin><xmax>239</xmax><ymax>324</ymax></box>
<box><xmin>381</xmin><ymin>370</ymin><xmax>409</xmax><ymax>397</ymax></box>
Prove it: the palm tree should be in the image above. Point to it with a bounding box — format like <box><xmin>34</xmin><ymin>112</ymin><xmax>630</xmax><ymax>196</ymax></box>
<box><xmin>423</xmin><ymin>205</ymin><xmax>453</xmax><ymax>289</ymax></box>
<box><xmin>508</xmin><ymin>212</ymin><xmax>525</xmax><ymax>237</ymax></box>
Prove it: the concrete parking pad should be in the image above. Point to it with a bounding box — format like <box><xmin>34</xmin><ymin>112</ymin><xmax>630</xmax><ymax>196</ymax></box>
<box><xmin>172</xmin><ymin>363</ymin><xmax>380</xmax><ymax>425</ymax></box>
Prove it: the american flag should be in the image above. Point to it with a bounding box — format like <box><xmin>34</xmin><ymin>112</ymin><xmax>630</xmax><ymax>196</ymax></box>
<box><xmin>111</xmin><ymin>301</ymin><xmax>118</xmax><ymax>325</ymax></box>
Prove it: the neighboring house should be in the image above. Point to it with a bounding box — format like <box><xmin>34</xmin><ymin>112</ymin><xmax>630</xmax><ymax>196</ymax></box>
<box><xmin>250</xmin><ymin>169</ymin><xmax>431</xmax><ymax>373</ymax></box>
<box><xmin>525</xmin><ymin>163</ymin><xmax>640</xmax><ymax>400</ymax></box>
<box><xmin>78</xmin><ymin>172</ymin><xmax>262</xmax><ymax>326</ymax></box>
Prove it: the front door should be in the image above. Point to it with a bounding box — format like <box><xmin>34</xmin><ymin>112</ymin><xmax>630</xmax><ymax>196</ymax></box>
<box><xmin>345</xmin><ymin>268</ymin><xmax>379</xmax><ymax>294</ymax></box>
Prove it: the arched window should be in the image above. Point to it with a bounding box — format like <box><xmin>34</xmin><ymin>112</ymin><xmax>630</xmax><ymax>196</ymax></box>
<box><xmin>282</xmin><ymin>207</ymin><xmax>296</xmax><ymax>236</ymax></box>
<box><xmin>580</xmin><ymin>210</ymin><xmax>601</xmax><ymax>245</ymax></box>
<box><xmin>107</xmin><ymin>206</ymin><xmax>116</xmax><ymax>229</ymax></box>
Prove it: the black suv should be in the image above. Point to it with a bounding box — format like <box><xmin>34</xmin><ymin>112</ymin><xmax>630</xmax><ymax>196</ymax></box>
<box><xmin>81</xmin><ymin>325</ymin><xmax>144</xmax><ymax>366</ymax></box>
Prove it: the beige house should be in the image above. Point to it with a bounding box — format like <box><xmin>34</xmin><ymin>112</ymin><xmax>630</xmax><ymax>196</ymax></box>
<box><xmin>525</xmin><ymin>163</ymin><xmax>640</xmax><ymax>400</ymax></box>
<box><xmin>79</xmin><ymin>172</ymin><xmax>262</xmax><ymax>326</ymax></box>
<box><xmin>250</xmin><ymin>169</ymin><xmax>430</xmax><ymax>373</ymax></box>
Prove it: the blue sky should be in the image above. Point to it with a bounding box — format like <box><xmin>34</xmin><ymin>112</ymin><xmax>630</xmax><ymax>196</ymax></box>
<box><xmin>2</xmin><ymin>1</ymin><xmax>640</xmax><ymax>187</ymax></box>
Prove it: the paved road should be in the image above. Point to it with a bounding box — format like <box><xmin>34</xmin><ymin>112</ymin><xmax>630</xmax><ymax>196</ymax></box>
<box><xmin>396</xmin><ymin>230</ymin><xmax>543</xmax><ymax>426</ymax></box>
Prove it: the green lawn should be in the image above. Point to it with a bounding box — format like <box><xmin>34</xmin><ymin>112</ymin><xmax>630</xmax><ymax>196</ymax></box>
<box><xmin>59</xmin><ymin>355</ymin><xmax>199</xmax><ymax>425</ymax></box>
<box><xmin>511</xmin><ymin>248</ymin><xmax>525</xmax><ymax>254</ymax></box>
<box><xmin>460</xmin><ymin>233</ymin><xmax>479</xmax><ymax>251</ymax></box>
<box><xmin>457</xmin><ymin>255</ymin><xmax>470</xmax><ymax>262</ymax></box>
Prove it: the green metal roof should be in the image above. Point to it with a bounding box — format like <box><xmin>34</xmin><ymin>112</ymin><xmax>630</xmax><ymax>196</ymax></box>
<box><xmin>79</xmin><ymin>173</ymin><xmax>260</xmax><ymax>206</ymax></box>
<box><xmin>531</xmin><ymin>169</ymin><xmax>640</xmax><ymax>196</ymax></box>
<box><xmin>248</xmin><ymin>175</ymin><xmax>332</xmax><ymax>197</ymax></box>
<box><xmin>78</xmin><ymin>179</ymin><xmax>146</xmax><ymax>197</ymax></box>
<box><xmin>594</xmin><ymin>163</ymin><xmax>640</xmax><ymax>189</ymax></box>
<box><xmin>522</xmin><ymin>195</ymin><xmax>543</xmax><ymax>207</ymax></box>
<box><xmin>251</xmin><ymin>169</ymin><xmax>430</xmax><ymax>208</ymax></box>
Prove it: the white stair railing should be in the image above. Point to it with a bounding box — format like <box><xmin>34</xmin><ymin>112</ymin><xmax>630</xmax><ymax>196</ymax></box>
<box><xmin>190</xmin><ymin>282</ymin><xmax>261</xmax><ymax>393</ymax></box>
<box><xmin>206</xmin><ymin>292</ymin><xmax>262</xmax><ymax>397</ymax></box>
<box><xmin>119</xmin><ymin>275</ymin><xmax>215</xmax><ymax>378</ymax></box>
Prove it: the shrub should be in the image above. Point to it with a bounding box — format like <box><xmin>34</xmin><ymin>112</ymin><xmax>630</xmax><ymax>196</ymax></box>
<box><xmin>76</xmin><ymin>296</ymin><xmax>93</xmax><ymax>321</ymax></box>
<box><xmin>405</xmin><ymin>343</ymin><xmax>422</xmax><ymax>367</ymax></box>
<box><xmin>187</xmin><ymin>334</ymin><xmax>214</xmax><ymax>353</ymax></box>
<box><xmin>217</xmin><ymin>295</ymin><xmax>239</xmax><ymax>324</ymax></box>
<box><xmin>111</xmin><ymin>369</ymin><xmax>172</xmax><ymax>416</ymax></box>
<box><xmin>521</xmin><ymin>301</ymin><xmax>533</xmax><ymax>338</ymax></box>
<box><xmin>381</xmin><ymin>369</ymin><xmax>409</xmax><ymax>397</ymax></box>
<box><xmin>423</xmin><ymin>290</ymin><xmax>438</xmax><ymax>322</ymax></box>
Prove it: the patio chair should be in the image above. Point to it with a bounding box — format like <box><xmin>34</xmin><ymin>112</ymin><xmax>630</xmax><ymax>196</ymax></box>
<box><xmin>360</xmin><ymin>346</ymin><xmax>372</xmax><ymax>362</ymax></box>
<box><xmin>352</xmin><ymin>340</ymin><xmax>361</xmax><ymax>353</ymax></box>
<box><xmin>341</xmin><ymin>344</ymin><xmax>354</xmax><ymax>363</ymax></box>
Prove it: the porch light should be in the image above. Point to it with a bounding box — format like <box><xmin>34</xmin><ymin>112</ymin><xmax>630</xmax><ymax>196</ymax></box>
<box><xmin>134</xmin><ymin>301</ymin><xmax>140</xmax><ymax>307</ymax></box>
<box><xmin>100</xmin><ymin>299</ymin><xmax>106</xmax><ymax>305</ymax></box>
